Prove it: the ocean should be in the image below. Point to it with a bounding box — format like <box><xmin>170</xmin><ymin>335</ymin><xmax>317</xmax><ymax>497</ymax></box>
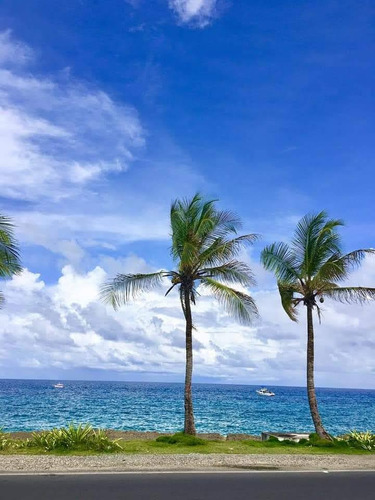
<box><xmin>0</xmin><ymin>379</ymin><xmax>374</xmax><ymax>435</ymax></box>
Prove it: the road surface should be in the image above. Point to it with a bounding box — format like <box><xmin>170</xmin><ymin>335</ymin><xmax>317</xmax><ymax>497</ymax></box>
<box><xmin>0</xmin><ymin>471</ymin><xmax>374</xmax><ymax>499</ymax></box>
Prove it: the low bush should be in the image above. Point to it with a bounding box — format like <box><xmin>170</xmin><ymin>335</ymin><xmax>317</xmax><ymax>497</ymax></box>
<box><xmin>30</xmin><ymin>424</ymin><xmax>123</xmax><ymax>452</ymax></box>
<box><xmin>0</xmin><ymin>430</ymin><xmax>13</xmax><ymax>451</ymax></box>
<box><xmin>298</xmin><ymin>438</ymin><xmax>309</xmax><ymax>445</ymax></box>
<box><xmin>280</xmin><ymin>439</ymin><xmax>297</xmax><ymax>446</ymax></box>
<box><xmin>0</xmin><ymin>429</ymin><xmax>31</xmax><ymax>451</ymax></box>
<box><xmin>346</xmin><ymin>431</ymin><xmax>375</xmax><ymax>451</ymax></box>
<box><xmin>266</xmin><ymin>436</ymin><xmax>280</xmax><ymax>443</ymax></box>
<box><xmin>308</xmin><ymin>433</ymin><xmax>336</xmax><ymax>448</ymax></box>
<box><xmin>156</xmin><ymin>432</ymin><xmax>206</xmax><ymax>446</ymax></box>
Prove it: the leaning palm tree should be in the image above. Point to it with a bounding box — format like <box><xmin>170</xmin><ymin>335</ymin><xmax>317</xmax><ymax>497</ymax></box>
<box><xmin>261</xmin><ymin>211</ymin><xmax>375</xmax><ymax>439</ymax></box>
<box><xmin>0</xmin><ymin>215</ymin><xmax>22</xmax><ymax>307</ymax></box>
<box><xmin>101</xmin><ymin>194</ymin><xmax>259</xmax><ymax>435</ymax></box>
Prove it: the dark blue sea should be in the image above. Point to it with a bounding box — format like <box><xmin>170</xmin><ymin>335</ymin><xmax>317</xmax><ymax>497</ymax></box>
<box><xmin>0</xmin><ymin>379</ymin><xmax>374</xmax><ymax>435</ymax></box>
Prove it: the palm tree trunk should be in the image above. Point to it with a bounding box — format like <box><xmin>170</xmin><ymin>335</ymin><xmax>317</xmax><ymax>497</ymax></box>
<box><xmin>183</xmin><ymin>288</ymin><xmax>196</xmax><ymax>435</ymax></box>
<box><xmin>306</xmin><ymin>304</ymin><xmax>330</xmax><ymax>440</ymax></box>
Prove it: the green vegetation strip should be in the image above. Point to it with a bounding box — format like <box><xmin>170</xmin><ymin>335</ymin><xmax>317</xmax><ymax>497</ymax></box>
<box><xmin>1</xmin><ymin>426</ymin><xmax>374</xmax><ymax>456</ymax></box>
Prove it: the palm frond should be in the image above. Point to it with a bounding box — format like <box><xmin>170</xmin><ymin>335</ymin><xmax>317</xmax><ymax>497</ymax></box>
<box><xmin>264</xmin><ymin>210</ymin><xmax>374</xmax><ymax>329</ymax></box>
<box><xmin>277</xmin><ymin>281</ymin><xmax>301</xmax><ymax>322</ymax></box>
<box><xmin>206</xmin><ymin>209</ymin><xmax>242</xmax><ymax>240</ymax></box>
<box><xmin>0</xmin><ymin>215</ymin><xmax>22</xmax><ymax>278</ymax></box>
<box><xmin>338</xmin><ymin>249</ymin><xmax>375</xmax><ymax>271</ymax></box>
<box><xmin>170</xmin><ymin>194</ymin><xmax>214</xmax><ymax>260</ymax></box>
<box><xmin>201</xmin><ymin>277</ymin><xmax>258</xmax><ymax>324</ymax></box>
<box><xmin>193</xmin><ymin>199</ymin><xmax>216</xmax><ymax>240</ymax></box>
<box><xmin>291</xmin><ymin>212</ymin><xmax>343</xmax><ymax>275</ymax></box>
<box><xmin>199</xmin><ymin>234</ymin><xmax>259</xmax><ymax>268</ymax></box>
<box><xmin>170</xmin><ymin>194</ymin><xmax>202</xmax><ymax>260</ymax></box>
<box><xmin>324</xmin><ymin>286</ymin><xmax>375</xmax><ymax>305</ymax></box>
<box><xmin>170</xmin><ymin>193</ymin><xmax>252</xmax><ymax>262</ymax></box>
<box><xmin>308</xmin><ymin>219</ymin><xmax>343</xmax><ymax>276</ymax></box>
<box><xmin>170</xmin><ymin>206</ymin><xmax>189</xmax><ymax>261</ymax></box>
<box><xmin>198</xmin><ymin>260</ymin><xmax>256</xmax><ymax>287</ymax></box>
<box><xmin>179</xmin><ymin>240</ymin><xmax>200</xmax><ymax>271</ymax></box>
<box><xmin>315</xmin><ymin>303</ymin><xmax>324</xmax><ymax>324</ymax></box>
<box><xmin>100</xmin><ymin>271</ymin><xmax>168</xmax><ymax>309</ymax></box>
<box><xmin>311</xmin><ymin>253</ymin><xmax>348</xmax><ymax>286</ymax></box>
<box><xmin>261</xmin><ymin>242</ymin><xmax>299</xmax><ymax>283</ymax></box>
<box><xmin>190</xmin><ymin>285</ymin><xmax>198</xmax><ymax>305</ymax></box>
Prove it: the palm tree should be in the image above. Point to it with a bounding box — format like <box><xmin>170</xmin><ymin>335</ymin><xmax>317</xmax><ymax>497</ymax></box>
<box><xmin>0</xmin><ymin>215</ymin><xmax>22</xmax><ymax>307</ymax></box>
<box><xmin>261</xmin><ymin>211</ymin><xmax>375</xmax><ymax>439</ymax></box>
<box><xmin>101</xmin><ymin>194</ymin><xmax>259</xmax><ymax>435</ymax></box>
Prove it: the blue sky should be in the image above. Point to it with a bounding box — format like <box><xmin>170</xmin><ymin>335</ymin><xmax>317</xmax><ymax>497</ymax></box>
<box><xmin>0</xmin><ymin>0</ymin><xmax>374</xmax><ymax>387</ymax></box>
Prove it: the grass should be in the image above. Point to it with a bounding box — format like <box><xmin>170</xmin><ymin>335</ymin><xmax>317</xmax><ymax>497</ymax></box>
<box><xmin>0</xmin><ymin>428</ymin><xmax>374</xmax><ymax>456</ymax></box>
<box><xmin>116</xmin><ymin>436</ymin><xmax>371</xmax><ymax>456</ymax></box>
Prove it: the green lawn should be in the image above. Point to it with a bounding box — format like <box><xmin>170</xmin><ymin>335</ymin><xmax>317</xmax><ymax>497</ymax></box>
<box><xmin>1</xmin><ymin>427</ymin><xmax>373</xmax><ymax>456</ymax></box>
<box><xmin>113</xmin><ymin>438</ymin><xmax>370</xmax><ymax>455</ymax></box>
<box><xmin>0</xmin><ymin>438</ymin><xmax>372</xmax><ymax>456</ymax></box>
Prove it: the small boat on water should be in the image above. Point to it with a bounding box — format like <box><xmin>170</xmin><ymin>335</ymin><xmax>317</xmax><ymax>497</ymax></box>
<box><xmin>256</xmin><ymin>387</ymin><xmax>275</xmax><ymax>397</ymax></box>
<box><xmin>53</xmin><ymin>383</ymin><xmax>64</xmax><ymax>389</ymax></box>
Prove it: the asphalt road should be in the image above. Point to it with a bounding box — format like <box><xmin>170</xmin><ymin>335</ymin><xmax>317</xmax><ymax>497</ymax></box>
<box><xmin>0</xmin><ymin>471</ymin><xmax>374</xmax><ymax>500</ymax></box>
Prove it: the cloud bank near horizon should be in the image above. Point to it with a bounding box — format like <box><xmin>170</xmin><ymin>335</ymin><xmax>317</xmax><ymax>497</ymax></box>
<box><xmin>1</xmin><ymin>255</ymin><xmax>374</xmax><ymax>388</ymax></box>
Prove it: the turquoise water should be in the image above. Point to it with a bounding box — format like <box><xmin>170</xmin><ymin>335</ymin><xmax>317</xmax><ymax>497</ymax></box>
<box><xmin>0</xmin><ymin>379</ymin><xmax>374</xmax><ymax>434</ymax></box>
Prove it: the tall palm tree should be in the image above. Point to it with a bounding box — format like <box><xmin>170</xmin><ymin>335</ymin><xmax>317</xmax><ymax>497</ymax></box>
<box><xmin>0</xmin><ymin>215</ymin><xmax>22</xmax><ymax>307</ymax></box>
<box><xmin>261</xmin><ymin>212</ymin><xmax>375</xmax><ymax>439</ymax></box>
<box><xmin>101</xmin><ymin>194</ymin><xmax>259</xmax><ymax>435</ymax></box>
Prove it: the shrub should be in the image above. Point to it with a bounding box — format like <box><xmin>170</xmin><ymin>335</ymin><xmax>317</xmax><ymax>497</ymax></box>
<box><xmin>308</xmin><ymin>433</ymin><xmax>335</xmax><ymax>448</ymax></box>
<box><xmin>347</xmin><ymin>431</ymin><xmax>375</xmax><ymax>451</ymax></box>
<box><xmin>90</xmin><ymin>429</ymin><xmax>123</xmax><ymax>452</ymax></box>
<box><xmin>14</xmin><ymin>439</ymin><xmax>33</xmax><ymax>450</ymax></box>
<box><xmin>298</xmin><ymin>438</ymin><xmax>309</xmax><ymax>445</ymax></box>
<box><xmin>31</xmin><ymin>429</ymin><xmax>66</xmax><ymax>451</ymax></box>
<box><xmin>30</xmin><ymin>424</ymin><xmax>122</xmax><ymax>452</ymax></box>
<box><xmin>156</xmin><ymin>435</ymin><xmax>176</xmax><ymax>444</ymax></box>
<box><xmin>0</xmin><ymin>430</ymin><xmax>13</xmax><ymax>451</ymax></box>
<box><xmin>156</xmin><ymin>432</ymin><xmax>206</xmax><ymax>446</ymax></box>
<box><xmin>0</xmin><ymin>430</ymin><xmax>31</xmax><ymax>451</ymax></box>
<box><xmin>266</xmin><ymin>436</ymin><xmax>280</xmax><ymax>443</ymax></box>
<box><xmin>280</xmin><ymin>439</ymin><xmax>297</xmax><ymax>446</ymax></box>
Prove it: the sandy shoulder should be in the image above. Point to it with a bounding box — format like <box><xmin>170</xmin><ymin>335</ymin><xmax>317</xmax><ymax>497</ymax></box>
<box><xmin>0</xmin><ymin>453</ymin><xmax>374</xmax><ymax>473</ymax></box>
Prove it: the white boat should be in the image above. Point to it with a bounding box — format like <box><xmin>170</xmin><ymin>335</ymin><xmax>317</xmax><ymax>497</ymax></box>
<box><xmin>53</xmin><ymin>383</ymin><xmax>64</xmax><ymax>388</ymax></box>
<box><xmin>256</xmin><ymin>387</ymin><xmax>275</xmax><ymax>397</ymax></box>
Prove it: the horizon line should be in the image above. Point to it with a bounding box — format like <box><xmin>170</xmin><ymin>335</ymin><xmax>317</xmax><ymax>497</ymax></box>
<box><xmin>0</xmin><ymin>377</ymin><xmax>373</xmax><ymax>392</ymax></box>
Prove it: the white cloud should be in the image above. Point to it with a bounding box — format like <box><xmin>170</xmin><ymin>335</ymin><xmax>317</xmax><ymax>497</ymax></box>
<box><xmin>0</xmin><ymin>30</ymin><xmax>144</xmax><ymax>201</ymax></box>
<box><xmin>1</xmin><ymin>31</ymin><xmax>207</xmax><ymax>259</ymax></box>
<box><xmin>0</xmin><ymin>30</ymin><xmax>32</xmax><ymax>66</ymax></box>
<box><xmin>96</xmin><ymin>254</ymin><xmax>153</xmax><ymax>276</ymax></box>
<box><xmin>52</xmin><ymin>265</ymin><xmax>107</xmax><ymax>308</ymax></box>
<box><xmin>7</xmin><ymin>268</ymin><xmax>45</xmax><ymax>293</ymax></box>
<box><xmin>169</xmin><ymin>0</ymin><xmax>219</xmax><ymax>27</ymax></box>
<box><xmin>1</xmin><ymin>256</ymin><xmax>374</xmax><ymax>387</ymax></box>
<box><xmin>13</xmin><ymin>209</ymin><xmax>170</xmax><ymax>256</ymax></box>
